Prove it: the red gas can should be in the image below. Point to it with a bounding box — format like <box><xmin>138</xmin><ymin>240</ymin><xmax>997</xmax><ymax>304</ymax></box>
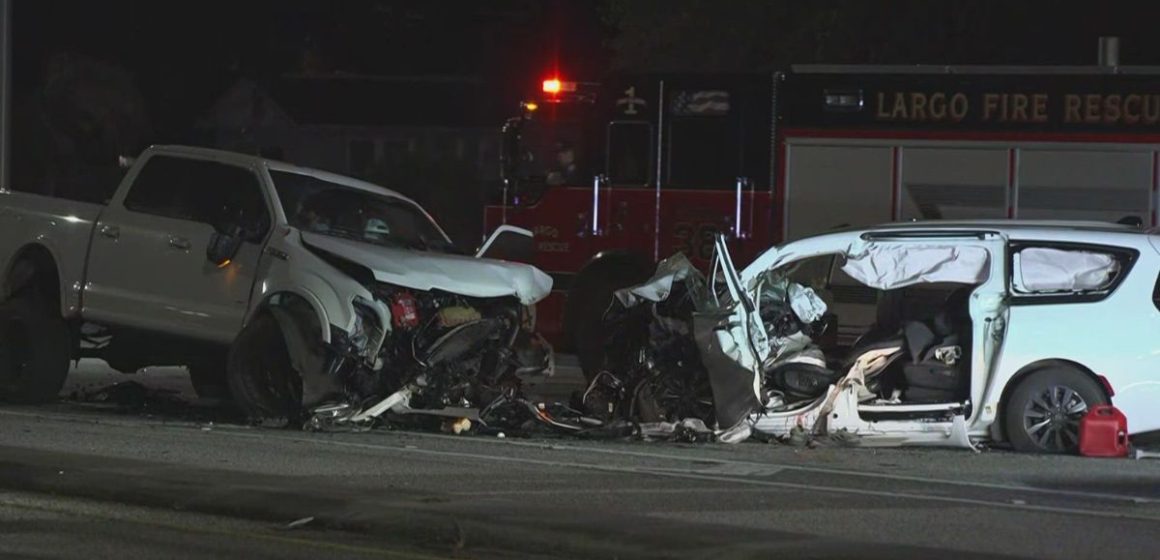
<box><xmin>1078</xmin><ymin>405</ymin><xmax>1129</xmax><ymax>457</ymax></box>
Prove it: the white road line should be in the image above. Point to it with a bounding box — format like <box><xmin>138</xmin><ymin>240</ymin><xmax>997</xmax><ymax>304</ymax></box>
<box><xmin>354</xmin><ymin>429</ymin><xmax>1160</xmax><ymax>505</ymax></box>
<box><xmin>0</xmin><ymin>407</ymin><xmax>207</xmax><ymax>430</ymax></box>
<box><xmin>213</xmin><ymin>430</ymin><xmax>1160</xmax><ymax>522</ymax></box>
<box><xmin>449</xmin><ymin>488</ymin><xmax>765</xmax><ymax>496</ymax></box>
<box><xmin>4</xmin><ymin>407</ymin><xmax>1159</xmax><ymax>508</ymax></box>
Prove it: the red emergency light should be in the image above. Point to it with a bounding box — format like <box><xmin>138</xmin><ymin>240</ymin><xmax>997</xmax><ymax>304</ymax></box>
<box><xmin>542</xmin><ymin>78</ymin><xmax>577</xmax><ymax>95</ymax></box>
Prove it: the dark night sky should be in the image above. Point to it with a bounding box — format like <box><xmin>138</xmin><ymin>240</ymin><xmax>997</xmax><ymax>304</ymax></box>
<box><xmin>13</xmin><ymin>0</ymin><xmax>605</xmax><ymax>139</ymax></box>
<box><xmin>13</xmin><ymin>0</ymin><xmax>1160</xmax><ymax>142</ymax></box>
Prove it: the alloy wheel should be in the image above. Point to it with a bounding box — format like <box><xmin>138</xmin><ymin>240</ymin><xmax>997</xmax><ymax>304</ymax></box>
<box><xmin>1022</xmin><ymin>384</ymin><xmax>1089</xmax><ymax>452</ymax></box>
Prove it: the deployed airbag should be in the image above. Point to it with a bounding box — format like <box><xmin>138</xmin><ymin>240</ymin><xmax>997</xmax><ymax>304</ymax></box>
<box><xmin>842</xmin><ymin>244</ymin><xmax>990</xmax><ymax>290</ymax></box>
<box><xmin>1013</xmin><ymin>247</ymin><xmax>1118</xmax><ymax>292</ymax></box>
<box><xmin>788</xmin><ymin>283</ymin><xmax>827</xmax><ymax>324</ymax></box>
<box><xmin>614</xmin><ymin>253</ymin><xmax>697</xmax><ymax>307</ymax></box>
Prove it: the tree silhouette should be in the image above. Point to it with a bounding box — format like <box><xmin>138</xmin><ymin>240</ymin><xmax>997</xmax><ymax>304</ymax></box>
<box><xmin>13</xmin><ymin>53</ymin><xmax>151</xmax><ymax>201</ymax></box>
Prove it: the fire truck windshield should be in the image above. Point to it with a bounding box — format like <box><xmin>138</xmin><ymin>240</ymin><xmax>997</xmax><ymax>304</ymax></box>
<box><xmin>515</xmin><ymin>112</ymin><xmax>591</xmax><ymax>188</ymax></box>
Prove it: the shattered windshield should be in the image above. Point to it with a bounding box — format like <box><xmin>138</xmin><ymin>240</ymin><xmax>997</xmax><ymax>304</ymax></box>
<box><xmin>270</xmin><ymin>170</ymin><xmax>455</xmax><ymax>253</ymax></box>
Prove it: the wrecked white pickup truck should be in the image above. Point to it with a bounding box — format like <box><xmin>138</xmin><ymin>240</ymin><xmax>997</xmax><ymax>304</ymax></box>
<box><xmin>0</xmin><ymin>145</ymin><xmax>553</xmax><ymax>427</ymax></box>
<box><xmin>575</xmin><ymin>223</ymin><xmax>1160</xmax><ymax>452</ymax></box>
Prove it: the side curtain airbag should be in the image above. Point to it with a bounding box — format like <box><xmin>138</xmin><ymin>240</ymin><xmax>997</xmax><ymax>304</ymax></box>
<box><xmin>1014</xmin><ymin>247</ymin><xmax>1118</xmax><ymax>292</ymax></box>
<box><xmin>841</xmin><ymin>244</ymin><xmax>990</xmax><ymax>290</ymax></box>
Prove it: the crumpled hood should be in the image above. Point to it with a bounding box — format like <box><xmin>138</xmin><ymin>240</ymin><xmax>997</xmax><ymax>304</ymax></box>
<box><xmin>300</xmin><ymin>231</ymin><xmax>552</xmax><ymax>304</ymax></box>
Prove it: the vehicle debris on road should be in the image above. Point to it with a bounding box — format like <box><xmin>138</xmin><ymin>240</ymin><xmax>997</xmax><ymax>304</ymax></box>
<box><xmin>1</xmin><ymin>147</ymin><xmax>1154</xmax><ymax>454</ymax></box>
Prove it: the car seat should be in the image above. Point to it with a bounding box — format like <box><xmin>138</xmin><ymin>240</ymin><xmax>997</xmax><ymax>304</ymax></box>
<box><xmin>848</xmin><ymin>289</ymin><xmax>906</xmax><ymax>350</ymax></box>
<box><xmin>901</xmin><ymin>286</ymin><xmax>974</xmax><ymax>402</ymax></box>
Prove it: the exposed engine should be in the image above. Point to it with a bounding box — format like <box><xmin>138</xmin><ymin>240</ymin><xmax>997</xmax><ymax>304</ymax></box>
<box><xmin>580</xmin><ymin>266</ymin><xmax>715</xmax><ymax>427</ymax></box>
<box><xmin>376</xmin><ymin>286</ymin><xmax>524</xmax><ymax>407</ymax></box>
<box><xmin>313</xmin><ymin>283</ymin><xmax>550</xmax><ymax>430</ymax></box>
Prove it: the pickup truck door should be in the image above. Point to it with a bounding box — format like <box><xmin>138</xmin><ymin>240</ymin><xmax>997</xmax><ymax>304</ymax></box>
<box><xmin>83</xmin><ymin>154</ymin><xmax>271</xmax><ymax>344</ymax></box>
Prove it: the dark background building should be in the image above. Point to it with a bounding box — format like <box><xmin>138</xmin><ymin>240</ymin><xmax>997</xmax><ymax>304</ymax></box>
<box><xmin>9</xmin><ymin>0</ymin><xmax>1160</xmax><ymax>246</ymax></box>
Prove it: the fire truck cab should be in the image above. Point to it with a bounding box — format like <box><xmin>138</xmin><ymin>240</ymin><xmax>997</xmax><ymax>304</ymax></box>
<box><xmin>485</xmin><ymin>65</ymin><xmax>1160</xmax><ymax>378</ymax></box>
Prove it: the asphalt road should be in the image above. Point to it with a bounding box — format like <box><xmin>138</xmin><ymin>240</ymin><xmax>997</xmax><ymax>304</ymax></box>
<box><xmin>0</xmin><ymin>491</ymin><xmax>451</xmax><ymax>560</ymax></box>
<box><xmin>3</xmin><ymin>360</ymin><xmax>1160</xmax><ymax>559</ymax></box>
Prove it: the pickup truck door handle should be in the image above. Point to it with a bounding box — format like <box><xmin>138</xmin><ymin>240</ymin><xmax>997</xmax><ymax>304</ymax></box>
<box><xmin>98</xmin><ymin>225</ymin><xmax>120</xmax><ymax>239</ymax></box>
<box><xmin>167</xmin><ymin>236</ymin><xmax>192</xmax><ymax>250</ymax></box>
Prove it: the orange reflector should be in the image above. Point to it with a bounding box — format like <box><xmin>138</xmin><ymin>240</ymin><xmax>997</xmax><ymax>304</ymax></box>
<box><xmin>217</xmin><ymin>259</ymin><xmax>231</xmax><ymax>269</ymax></box>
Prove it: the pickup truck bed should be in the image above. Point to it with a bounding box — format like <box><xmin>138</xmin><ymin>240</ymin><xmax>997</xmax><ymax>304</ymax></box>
<box><xmin>0</xmin><ymin>191</ymin><xmax>103</xmax><ymax>316</ymax></box>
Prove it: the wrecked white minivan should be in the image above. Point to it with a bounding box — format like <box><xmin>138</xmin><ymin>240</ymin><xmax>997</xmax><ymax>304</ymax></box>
<box><xmin>580</xmin><ymin>222</ymin><xmax>1160</xmax><ymax>453</ymax></box>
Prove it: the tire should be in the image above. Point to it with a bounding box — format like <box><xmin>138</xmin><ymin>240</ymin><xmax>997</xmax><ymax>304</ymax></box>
<box><xmin>1004</xmin><ymin>366</ymin><xmax>1108</xmax><ymax>454</ymax></box>
<box><xmin>0</xmin><ymin>295</ymin><xmax>71</xmax><ymax>403</ymax></box>
<box><xmin>188</xmin><ymin>353</ymin><xmax>230</xmax><ymax>401</ymax></box>
<box><xmin>227</xmin><ymin>313</ymin><xmax>302</xmax><ymax>423</ymax></box>
<box><xmin>566</xmin><ymin>261</ymin><xmax>652</xmax><ymax>382</ymax></box>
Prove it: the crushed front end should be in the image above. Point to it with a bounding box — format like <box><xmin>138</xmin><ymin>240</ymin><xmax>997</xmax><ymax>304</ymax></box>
<box><xmin>308</xmin><ymin>284</ymin><xmax>553</xmax><ymax>431</ymax></box>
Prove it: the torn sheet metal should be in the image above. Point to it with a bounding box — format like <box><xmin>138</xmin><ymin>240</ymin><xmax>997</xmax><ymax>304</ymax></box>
<box><xmin>300</xmin><ymin>231</ymin><xmax>552</xmax><ymax>305</ymax></box>
<box><xmin>841</xmin><ymin>244</ymin><xmax>990</xmax><ymax>290</ymax></box>
<box><xmin>694</xmin><ymin>310</ymin><xmax>764</xmax><ymax>433</ymax></box>
<box><xmin>614</xmin><ymin>253</ymin><xmax>698</xmax><ymax>307</ymax></box>
<box><xmin>1013</xmin><ymin>247</ymin><xmax>1118</xmax><ymax>292</ymax></box>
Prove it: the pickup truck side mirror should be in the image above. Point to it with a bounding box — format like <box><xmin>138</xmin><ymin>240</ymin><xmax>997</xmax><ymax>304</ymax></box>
<box><xmin>476</xmin><ymin>225</ymin><xmax>534</xmax><ymax>262</ymax></box>
<box><xmin>206</xmin><ymin>228</ymin><xmax>244</xmax><ymax>267</ymax></box>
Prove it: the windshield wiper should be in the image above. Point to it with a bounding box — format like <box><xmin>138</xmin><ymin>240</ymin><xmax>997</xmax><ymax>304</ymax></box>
<box><xmin>320</xmin><ymin>226</ymin><xmax>366</xmax><ymax>243</ymax></box>
<box><xmin>417</xmin><ymin>234</ymin><xmax>466</xmax><ymax>254</ymax></box>
<box><xmin>313</xmin><ymin>225</ymin><xmax>451</xmax><ymax>254</ymax></box>
<box><xmin>402</xmin><ymin>238</ymin><xmax>430</xmax><ymax>251</ymax></box>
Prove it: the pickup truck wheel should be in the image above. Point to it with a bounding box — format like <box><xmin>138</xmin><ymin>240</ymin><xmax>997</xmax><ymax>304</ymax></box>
<box><xmin>0</xmin><ymin>295</ymin><xmax>71</xmax><ymax>403</ymax></box>
<box><xmin>227</xmin><ymin>313</ymin><xmax>302</xmax><ymax>424</ymax></box>
<box><xmin>188</xmin><ymin>354</ymin><xmax>230</xmax><ymax>401</ymax></box>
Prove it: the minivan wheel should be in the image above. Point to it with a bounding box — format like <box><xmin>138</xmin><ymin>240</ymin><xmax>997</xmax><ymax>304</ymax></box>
<box><xmin>0</xmin><ymin>295</ymin><xmax>71</xmax><ymax>403</ymax></box>
<box><xmin>227</xmin><ymin>313</ymin><xmax>302</xmax><ymax>424</ymax></box>
<box><xmin>1004</xmin><ymin>367</ymin><xmax>1107</xmax><ymax>454</ymax></box>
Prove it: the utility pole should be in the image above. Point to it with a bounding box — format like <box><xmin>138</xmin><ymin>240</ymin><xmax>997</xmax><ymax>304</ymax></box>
<box><xmin>0</xmin><ymin>0</ymin><xmax>10</xmax><ymax>191</ymax></box>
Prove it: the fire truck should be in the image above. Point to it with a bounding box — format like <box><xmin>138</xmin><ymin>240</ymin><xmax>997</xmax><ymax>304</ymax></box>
<box><xmin>484</xmin><ymin>64</ymin><xmax>1160</xmax><ymax>376</ymax></box>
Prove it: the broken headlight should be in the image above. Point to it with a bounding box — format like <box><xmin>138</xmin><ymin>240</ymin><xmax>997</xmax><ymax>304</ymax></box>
<box><xmin>347</xmin><ymin>298</ymin><xmax>384</xmax><ymax>360</ymax></box>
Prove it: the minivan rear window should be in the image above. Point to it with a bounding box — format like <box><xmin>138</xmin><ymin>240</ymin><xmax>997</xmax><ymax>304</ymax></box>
<box><xmin>1008</xmin><ymin>241</ymin><xmax>1138</xmax><ymax>305</ymax></box>
<box><xmin>1012</xmin><ymin>247</ymin><xmax>1119</xmax><ymax>294</ymax></box>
